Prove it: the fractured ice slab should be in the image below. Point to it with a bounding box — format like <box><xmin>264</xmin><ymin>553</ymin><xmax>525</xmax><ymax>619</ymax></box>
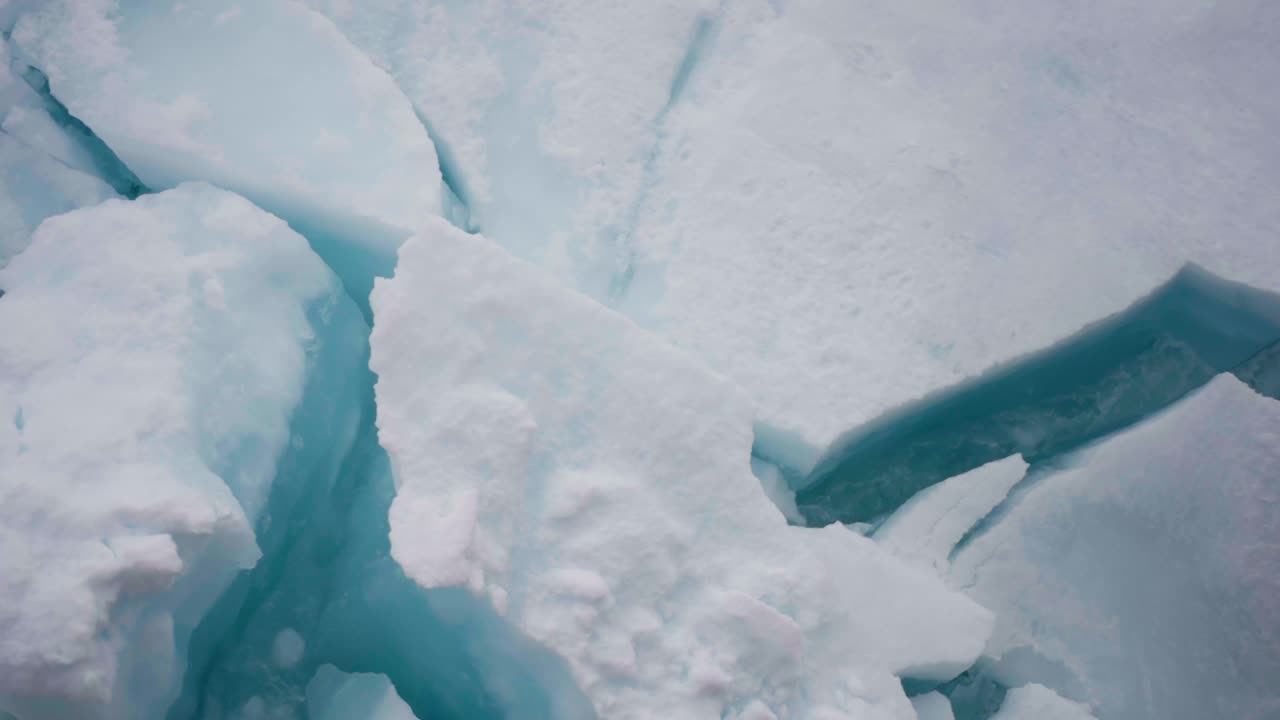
<box><xmin>613</xmin><ymin>0</ymin><xmax>1280</xmax><ymax>476</ymax></box>
<box><xmin>305</xmin><ymin>0</ymin><xmax>718</xmax><ymax>293</ymax></box>
<box><xmin>0</xmin><ymin>36</ymin><xmax>118</xmax><ymax>266</ymax></box>
<box><xmin>909</xmin><ymin>692</ymin><xmax>954</xmax><ymax>720</ymax></box>
<box><xmin>798</xmin><ymin>266</ymin><xmax>1280</xmax><ymax>525</ymax></box>
<box><xmin>11</xmin><ymin>0</ymin><xmax>443</xmax><ymax>305</ymax></box>
<box><xmin>0</xmin><ymin>184</ymin><xmax>354</xmax><ymax>720</ymax></box>
<box><xmin>874</xmin><ymin>456</ymin><xmax>1027</xmax><ymax>573</ymax></box>
<box><xmin>950</xmin><ymin>375</ymin><xmax>1280</xmax><ymax>720</ymax></box>
<box><xmin>306</xmin><ymin>666</ymin><xmax>416</xmax><ymax>720</ymax></box>
<box><xmin>370</xmin><ymin>218</ymin><xmax>993</xmax><ymax>719</ymax></box>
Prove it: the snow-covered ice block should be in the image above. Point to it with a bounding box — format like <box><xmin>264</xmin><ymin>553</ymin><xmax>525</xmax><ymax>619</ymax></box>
<box><xmin>614</xmin><ymin>0</ymin><xmax>1280</xmax><ymax>474</ymax></box>
<box><xmin>11</xmin><ymin>0</ymin><xmax>443</xmax><ymax>303</ymax></box>
<box><xmin>909</xmin><ymin>692</ymin><xmax>954</xmax><ymax>720</ymax></box>
<box><xmin>370</xmin><ymin>218</ymin><xmax>993</xmax><ymax>719</ymax></box>
<box><xmin>305</xmin><ymin>666</ymin><xmax>416</xmax><ymax>720</ymax></box>
<box><xmin>875</xmin><ymin>456</ymin><xmax>1027</xmax><ymax>573</ymax></box>
<box><xmin>305</xmin><ymin>0</ymin><xmax>718</xmax><ymax>288</ymax></box>
<box><xmin>0</xmin><ymin>184</ymin><xmax>355</xmax><ymax>720</ymax></box>
<box><xmin>989</xmin><ymin>684</ymin><xmax>1095</xmax><ymax>720</ymax></box>
<box><xmin>0</xmin><ymin>35</ymin><xmax>117</xmax><ymax>266</ymax></box>
<box><xmin>950</xmin><ymin>375</ymin><xmax>1280</xmax><ymax>720</ymax></box>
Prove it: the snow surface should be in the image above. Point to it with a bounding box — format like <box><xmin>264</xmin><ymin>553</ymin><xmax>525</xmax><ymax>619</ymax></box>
<box><xmin>989</xmin><ymin>684</ymin><xmax>1096</xmax><ymax>720</ymax></box>
<box><xmin>293</xmin><ymin>0</ymin><xmax>1280</xmax><ymax>476</ymax></box>
<box><xmin>950</xmin><ymin>375</ymin><xmax>1280</xmax><ymax>720</ymax></box>
<box><xmin>617</xmin><ymin>0</ymin><xmax>1280</xmax><ymax>472</ymax></box>
<box><xmin>875</xmin><ymin>456</ymin><xmax>1028</xmax><ymax>573</ymax></box>
<box><xmin>370</xmin><ymin>218</ymin><xmax>994</xmax><ymax>720</ymax></box>
<box><xmin>0</xmin><ymin>184</ymin><xmax>349</xmax><ymax>720</ymax></box>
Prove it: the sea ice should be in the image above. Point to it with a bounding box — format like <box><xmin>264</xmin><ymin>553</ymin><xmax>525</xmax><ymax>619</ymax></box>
<box><xmin>0</xmin><ymin>36</ymin><xmax>117</xmax><ymax>266</ymax></box>
<box><xmin>11</xmin><ymin>0</ymin><xmax>443</xmax><ymax>305</ymax></box>
<box><xmin>370</xmin><ymin>218</ymin><xmax>993</xmax><ymax>719</ymax></box>
<box><xmin>0</xmin><ymin>184</ymin><xmax>355</xmax><ymax>720</ymax></box>
<box><xmin>950</xmin><ymin>375</ymin><xmax>1280</xmax><ymax>720</ymax></box>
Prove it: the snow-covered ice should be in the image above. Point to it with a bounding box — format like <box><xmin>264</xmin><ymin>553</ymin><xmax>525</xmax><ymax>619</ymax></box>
<box><xmin>370</xmin><ymin>218</ymin><xmax>993</xmax><ymax>719</ymax></box>
<box><xmin>11</xmin><ymin>0</ymin><xmax>443</xmax><ymax>304</ymax></box>
<box><xmin>0</xmin><ymin>35</ymin><xmax>118</xmax><ymax>266</ymax></box>
<box><xmin>950</xmin><ymin>375</ymin><xmax>1280</xmax><ymax>719</ymax></box>
<box><xmin>0</xmin><ymin>184</ymin><xmax>356</xmax><ymax>720</ymax></box>
<box><xmin>875</xmin><ymin>456</ymin><xmax>1028</xmax><ymax>573</ymax></box>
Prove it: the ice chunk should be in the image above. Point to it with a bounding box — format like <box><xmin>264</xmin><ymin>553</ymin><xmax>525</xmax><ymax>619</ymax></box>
<box><xmin>305</xmin><ymin>0</ymin><xmax>718</xmax><ymax>293</ymax></box>
<box><xmin>613</xmin><ymin>0</ymin><xmax>1280</xmax><ymax>477</ymax></box>
<box><xmin>875</xmin><ymin>456</ymin><xmax>1028</xmax><ymax>573</ymax></box>
<box><xmin>305</xmin><ymin>666</ymin><xmax>416</xmax><ymax>720</ymax></box>
<box><xmin>910</xmin><ymin>692</ymin><xmax>954</xmax><ymax>720</ymax></box>
<box><xmin>950</xmin><ymin>375</ymin><xmax>1280</xmax><ymax>719</ymax></box>
<box><xmin>0</xmin><ymin>184</ymin><xmax>352</xmax><ymax>720</ymax></box>
<box><xmin>0</xmin><ymin>36</ymin><xmax>117</xmax><ymax>266</ymax></box>
<box><xmin>11</xmin><ymin>0</ymin><xmax>443</xmax><ymax>304</ymax></box>
<box><xmin>370</xmin><ymin>218</ymin><xmax>994</xmax><ymax>719</ymax></box>
<box><xmin>989</xmin><ymin>684</ymin><xmax>1095</xmax><ymax>720</ymax></box>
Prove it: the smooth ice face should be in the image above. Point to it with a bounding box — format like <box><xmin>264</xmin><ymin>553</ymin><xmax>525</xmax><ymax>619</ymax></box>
<box><xmin>950</xmin><ymin>375</ymin><xmax>1280</xmax><ymax>720</ymax></box>
<box><xmin>910</xmin><ymin>692</ymin><xmax>955</xmax><ymax>720</ymax></box>
<box><xmin>370</xmin><ymin>218</ymin><xmax>993</xmax><ymax>720</ymax></box>
<box><xmin>12</xmin><ymin>0</ymin><xmax>443</xmax><ymax>304</ymax></box>
<box><xmin>0</xmin><ymin>184</ymin><xmax>349</xmax><ymax>720</ymax></box>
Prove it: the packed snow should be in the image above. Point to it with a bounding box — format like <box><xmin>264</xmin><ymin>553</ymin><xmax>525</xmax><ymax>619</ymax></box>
<box><xmin>0</xmin><ymin>185</ymin><xmax>352</xmax><ymax>719</ymax></box>
<box><xmin>370</xmin><ymin>218</ymin><xmax>993</xmax><ymax>719</ymax></box>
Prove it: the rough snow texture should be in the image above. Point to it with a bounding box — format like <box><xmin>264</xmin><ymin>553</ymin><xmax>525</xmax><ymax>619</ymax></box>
<box><xmin>623</xmin><ymin>1</ymin><xmax>1280</xmax><ymax>472</ymax></box>
<box><xmin>989</xmin><ymin>684</ymin><xmax>1096</xmax><ymax>720</ymax></box>
<box><xmin>12</xmin><ymin>0</ymin><xmax>440</xmax><ymax>238</ymax></box>
<box><xmin>0</xmin><ymin>185</ymin><xmax>345</xmax><ymax>719</ymax></box>
<box><xmin>951</xmin><ymin>375</ymin><xmax>1280</xmax><ymax>720</ymax></box>
<box><xmin>0</xmin><ymin>34</ymin><xmax>115</xmax><ymax>266</ymax></box>
<box><xmin>370</xmin><ymin>218</ymin><xmax>993</xmax><ymax>720</ymax></box>
<box><xmin>297</xmin><ymin>1</ymin><xmax>1280</xmax><ymax>474</ymax></box>
<box><xmin>874</xmin><ymin>456</ymin><xmax>1027</xmax><ymax>573</ymax></box>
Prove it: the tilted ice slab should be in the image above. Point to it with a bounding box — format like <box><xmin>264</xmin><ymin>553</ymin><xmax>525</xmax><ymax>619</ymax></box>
<box><xmin>874</xmin><ymin>456</ymin><xmax>1028</xmax><ymax>573</ymax></box>
<box><xmin>11</xmin><ymin>0</ymin><xmax>442</xmax><ymax>303</ymax></box>
<box><xmin>370</xmin><ymin>218</ymin><xmax>993</xmax><ymax>719</ymax></box>
<box><xmin>950</xmin><ymin>375</ymin><xmax>1280</xmax><ymax>720</ymax></box>
<box><xmin>305</xmin><ymin>0</ymin><xmax>718</xmax><ymax>294</ymax></box>
<box><xmin>614</xmin><ymin>0</ymin><xmax>1280</xmax><ymax>474</ymax></box>
<box><xmin>0</xmin><ymin>35</ymin><xmax>118</xmax><ymax>266</ymax></box>
<box><xmin>0</xmin><ymin>184</ymin><xmax>354</xmax><ymax>719</ymax></box>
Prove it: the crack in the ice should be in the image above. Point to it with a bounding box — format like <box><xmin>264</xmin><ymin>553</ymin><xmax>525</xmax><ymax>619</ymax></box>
<box><xmin>608</xmin><ymin>11</ymin><xmax>721</xmax><ymax>302</ymax></box>
<box><xmin>795</xmin><ymin>264</ymin><xmax>1280</xmax><ymax>527</ymax></box>
<box><xmin>16</xmin><ymin>65</ymin><xmax>150</xmax><ymax>199</ymax></box>
<box><xmin>411</xmin><ymin>107</ymin><xmax>478</xmax><ymax>234</ymax></box>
